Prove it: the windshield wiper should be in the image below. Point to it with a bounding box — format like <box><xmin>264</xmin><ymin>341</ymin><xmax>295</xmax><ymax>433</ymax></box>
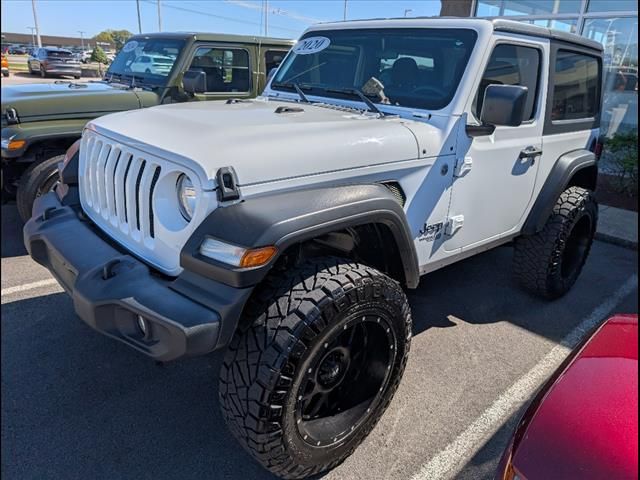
<box><xmin>271</xmin><ymin>81</ymin><xmax>311</xmax><ymax>103</ymax></box>
<box><xmin>324</xmin><ymin>87</ymin><xmax>385</xmax><ymax>117</ymax></box>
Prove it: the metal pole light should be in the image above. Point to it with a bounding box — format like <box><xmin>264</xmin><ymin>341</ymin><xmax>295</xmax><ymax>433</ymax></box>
<box><xmin>404</xmin><ymin>9</ymin><xmax>413</xmax><ymax>17</ymax></box>
<box><xmin>78</xmin><ymin>30</ymin><xmax>85</xmax><ymax>50</ymax></box>
<box><xmin>157</xmin><ymin>0</ymin><xmax>162</xmax><ymax>32</ymax></box>
<box><xmin>343</xmin><ymin>0</ymin><xmax>348</xmax><ymax>20</ymax></box>
<box><xmin>27</xmin><ymin>26</ymin><xmax>36</xmax><ymax>48</ymax></box>
<box><xmin>31</xmin><ymin>0</ymin><xmax>42</xmax><ymax>47</ymax></box>
<box><xmin>136</xmin><ymin>0</ymin><xmax>142</xmax><ymax>34</ymax></box>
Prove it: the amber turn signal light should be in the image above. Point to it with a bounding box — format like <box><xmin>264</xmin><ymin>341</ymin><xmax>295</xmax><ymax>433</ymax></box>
<box><xmin>240</xmin><ymin>246</ymin><xmax>278</xmax><ymax>268</ymax></box>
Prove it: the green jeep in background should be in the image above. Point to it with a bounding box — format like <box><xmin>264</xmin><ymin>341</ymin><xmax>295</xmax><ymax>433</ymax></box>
<box><xmin>1</xmin><ymin>32</ymin><xmax>293</xmax><ymax>221</ymax></box>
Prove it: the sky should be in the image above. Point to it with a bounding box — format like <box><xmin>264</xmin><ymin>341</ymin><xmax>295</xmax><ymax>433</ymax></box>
<box><xmin>1</xmin><ymin>0</ymin><xmax>443</xmax><ymax>40</ymax></box>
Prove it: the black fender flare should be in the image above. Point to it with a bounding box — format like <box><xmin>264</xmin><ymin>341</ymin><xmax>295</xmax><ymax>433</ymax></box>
<box><xmin>522</xmin><ymin>149</ymin><xmax>597</xmax><ymax>235</ymax></box>
<box><xmin>180</xmin><ymin>184</ymin><xmax>420</xmax><ymax>289</ymax></box>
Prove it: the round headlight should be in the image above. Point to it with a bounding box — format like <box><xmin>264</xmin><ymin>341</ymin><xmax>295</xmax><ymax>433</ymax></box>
<box><xmin>176</xmin><ymin>174</ymin><xmax>197</xmax><ymax>221</ymax></box>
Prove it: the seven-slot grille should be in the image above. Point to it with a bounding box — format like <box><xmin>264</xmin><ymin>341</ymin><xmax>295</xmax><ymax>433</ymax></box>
<box><xmin>80</xmin><ymin>132</ymin><xmax>162</xmax><ymax>243</ymax></box>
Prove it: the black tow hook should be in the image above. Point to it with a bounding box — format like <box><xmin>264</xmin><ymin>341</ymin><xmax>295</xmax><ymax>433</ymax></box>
<box><xmin>102</xmin><ymin>259</ymin><xmax>121</xmax><ymax>280</ymax></box>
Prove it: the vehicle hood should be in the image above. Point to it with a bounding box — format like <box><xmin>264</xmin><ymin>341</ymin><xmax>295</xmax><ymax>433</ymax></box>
<box><xmin>1</xmin><ymin>82</ymin><xmax>147</xmax><ymax>122</ymax></box>
<box><xmin>511</xmin><ymin>315</ymin><xmax>638</xmax><ymax>480</ymax></box>
<box><xmin>89</xmin><ymin>99</ymin><xmax>431</xmax><ymax>187</ymax></box>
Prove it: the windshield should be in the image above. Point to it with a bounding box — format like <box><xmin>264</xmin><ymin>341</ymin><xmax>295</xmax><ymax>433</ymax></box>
<box><xmin>272</xmin><ymin>28</ymin><xmax>477</xmax><ymax>110</ymax></box>
<box><xmin>107</xmin><ymin>38</ymin><xmax>185</xmax><ymax>86</ymax></box>
<box><xmin>46</xmin><ymin>49</ymin><xmax>74</xmax><ymax>59</ymax></box>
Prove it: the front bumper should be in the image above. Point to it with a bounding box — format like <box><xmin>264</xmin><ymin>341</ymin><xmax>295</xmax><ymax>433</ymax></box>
<box><xmin>24</xmin><ymin>191</ymin><xmax>251</xmax><ymax>361</ymax></box>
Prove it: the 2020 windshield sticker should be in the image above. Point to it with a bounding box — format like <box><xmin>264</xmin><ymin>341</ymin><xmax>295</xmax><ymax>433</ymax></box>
<box><xmin>293</xmin><ymin>36</ymin><xmax>330</xmax><ymax>55</ymax></box>
<box><xmin>122</xmin><ymin>41</ymin><xmax>139</xmax><ymax>53</ymax></box>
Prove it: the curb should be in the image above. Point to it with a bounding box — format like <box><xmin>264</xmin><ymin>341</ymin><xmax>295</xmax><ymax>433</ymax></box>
<box><xmin>595</xmin><ymin>231</ymin><xmax>638</xmax><ymax>250</ymax></box>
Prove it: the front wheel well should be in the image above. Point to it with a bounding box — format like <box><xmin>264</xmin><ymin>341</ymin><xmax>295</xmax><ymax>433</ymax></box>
<box><xmin>273</xmin><ymin>223</ymin><xmax>408</xmax><ymax>286</ymax></box>
<box><xmin>20</xmin><ymin>137</ymin><xmax>78</xmax><ymax>164</ymax></box>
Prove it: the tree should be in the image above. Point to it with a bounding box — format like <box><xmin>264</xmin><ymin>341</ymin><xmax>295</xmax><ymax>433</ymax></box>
<box><xmin>92</xmin><ymin>29</ymin><xmax>133</xmax><ymax>51</ymax></box>
<box><xmin>90</xmin><ymin>45</ymin><xmax>109</xmax><ymax>64</ymax></box>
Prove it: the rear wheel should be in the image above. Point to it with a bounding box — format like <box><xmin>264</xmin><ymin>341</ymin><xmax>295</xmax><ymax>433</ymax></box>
<box><xmin>513</xmin><ymin>186</ymin><xmax>597</xmax><ymax>299</ymax></box>
<box><xmin>16</xmin><ymin>154</ymin><xmax>63</xmax><ymax>222</ymax></box>
<box><xmin>219</xmin><ymin>257</ymin><xmax>412</xmax><ymax>479</ymax></box>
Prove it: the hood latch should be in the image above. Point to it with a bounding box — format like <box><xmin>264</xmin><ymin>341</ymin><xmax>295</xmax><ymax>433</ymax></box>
<box><xmin>274</xmin><ymin>105</ymin><xmax>304</xmax><ymax>114</ymax></box>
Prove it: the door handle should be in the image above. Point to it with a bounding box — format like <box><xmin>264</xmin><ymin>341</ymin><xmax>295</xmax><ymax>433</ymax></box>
<box><xmin>519</xmin><ymin>146</ymin><xmax>543</xmax><ymax>159</ymax></box>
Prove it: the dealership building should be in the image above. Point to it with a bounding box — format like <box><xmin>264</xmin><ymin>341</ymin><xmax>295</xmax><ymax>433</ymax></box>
<box><xmin>443</xmin><ymin>0</ymin><xmax>638</xmax><ymax>138</ymax></box>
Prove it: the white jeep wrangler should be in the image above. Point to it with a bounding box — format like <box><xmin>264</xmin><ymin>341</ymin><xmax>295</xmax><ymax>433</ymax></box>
<box><xmin>25</xmin><ymin>18</ymin><xmax>603</xmax><ymax>479</ymax></box>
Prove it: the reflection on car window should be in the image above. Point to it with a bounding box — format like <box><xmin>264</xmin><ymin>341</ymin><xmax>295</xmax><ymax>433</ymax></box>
<box><xmin>107</xmin><ymin>38</ymin><xmax>184</xmax><ymax>84</ymax></box>
<box><xmin>272</xmin><ymin>28</ymin><xmax>477</xmax><ymax>110</ymax></box>
<box><xmin>187</xmin><ymin>47</ymin><xmax>250</xmax><ymax>93</ymax></box>
<box><xmin>265</xmin><ymin>50</ymin><xmax>287</xmax><ymax>74</ymax></box>
<box><xmin>474</xmin><ymin>44</ymin><xmax>541</xmax><ymax>120</ymax></box>
<box><xmin>551</xmin><ymin>50</ymin><xmax>600</xmax><ymax>121</ymax></box>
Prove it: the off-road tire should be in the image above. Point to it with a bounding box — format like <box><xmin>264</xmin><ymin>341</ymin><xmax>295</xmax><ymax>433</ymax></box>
<box><xmin>513</xmin><ymin>186</ymin><xmax>597</xmax><ymax>299</ymax></box>
<box><xmin>219</xmin><ymin>257</ymin><xmax>412</xmax><ymax>479</ymax></box>
<box><xmin>17</xmin><ymin>154</ymin><xmax>63</xmax><ymax>222</ymax></box>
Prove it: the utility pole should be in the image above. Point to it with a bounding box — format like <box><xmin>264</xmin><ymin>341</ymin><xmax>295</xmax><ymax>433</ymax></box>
<box><xmin>78</xmin><ymin>30</ymin><xmax>85</xmax><ymax>51</ymax></box>
<box><xmin>136</xmin><ymin>0</ymin><xmax>142</xmax><ymax>34</ymax></box>
<box><xmin>157</xmin><ymin>0</ymin><xmax>162</xmax><ymax>32</ymax></box>
<box><xmin>31</xmin><ymin>0</ymin><xmax>42</xmax><ymax>47</ymax></box>
<box><xmin>264</xmin><ymin>0</ymin><xmax>269</xmax><ymax>37</ymax></box>
<box><xmin>343</xmin><ymin>0</ymin><xmax>348</xmax><ymax>20</ymax></box>
<box><xmin>27</xmin><ymin>26</ymin><xmax>36</xmax><ymax>48</ymax></box>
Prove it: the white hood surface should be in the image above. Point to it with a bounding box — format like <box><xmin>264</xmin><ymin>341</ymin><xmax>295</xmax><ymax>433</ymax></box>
<box><xmin>90</xmin><ymin>99</ymin><xmax>428</xmax><ymax>187</ymax></box>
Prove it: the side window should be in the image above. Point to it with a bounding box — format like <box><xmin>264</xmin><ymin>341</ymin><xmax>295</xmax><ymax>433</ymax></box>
<box><xmin>551</xmin><ymin>50</ymin><xmax>600</xmax><ymax>121</ymax></box>
<box><xmin>474</xmin><ymin>44</ymin><xmax>541</xmax><ymax>121</ymax></box>
<box><xmin>188</xmin><ymin>47</ymin><xmax>250</xmax><ymax>93</ymax></box>
<box><xmin>265</xmin><ymin>50</ymin><xmax>286</xmax><ymax>74</ymax></box>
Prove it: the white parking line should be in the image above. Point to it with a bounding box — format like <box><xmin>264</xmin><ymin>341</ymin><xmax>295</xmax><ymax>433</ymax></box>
<box><xmin>1</xmin><ymin>278</ymin><xmax>60</xmax><ymax>299</ymax></box>
<box><xmin>410</xmin><ymin>274</ymin><xmax>638</xmax><ymax>480</ymax></box>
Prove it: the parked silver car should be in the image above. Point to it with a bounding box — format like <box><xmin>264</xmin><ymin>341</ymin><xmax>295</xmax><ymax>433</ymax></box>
<box><xmin>27</xmin><ymin>47</ymin><xmax>81</xmax><ymax>79</ymax></box>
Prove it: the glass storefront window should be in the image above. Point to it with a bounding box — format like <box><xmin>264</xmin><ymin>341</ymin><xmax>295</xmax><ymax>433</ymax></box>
<box><xmin>583</xmin><ymin>17</ymin><xmax>638</xmax><ymax>137</ymax></box>
<box><xmin>531</xmin><ymin>18</ymin><xmax>579</xmax><ymax>33</ymax></box>
<box><xmin>587</xmin><ymin>0</ymin><xmax>637</xmax><ymax>13</ymax></box>
<box><xmin>476</xmin><ymin>0</ymin><xmax>582</xmax><ymax>17</ymax></box>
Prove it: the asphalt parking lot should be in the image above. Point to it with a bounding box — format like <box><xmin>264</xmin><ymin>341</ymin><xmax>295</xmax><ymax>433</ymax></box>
<box><xmin>1</xmin><ymin>202</ymin><xmax>637</xmax><ymax>480</ymax></box>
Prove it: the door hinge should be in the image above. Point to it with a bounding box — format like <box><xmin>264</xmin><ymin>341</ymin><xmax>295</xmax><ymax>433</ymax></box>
<box><xmin>445</xmin><ymin>215</ymin><xmax>464</xmax><ymax>236</ymax></box>
<box><xmin>454</xmin><ymin>156</ymin><xmax>472</xmax><ymax>178</ymax></box>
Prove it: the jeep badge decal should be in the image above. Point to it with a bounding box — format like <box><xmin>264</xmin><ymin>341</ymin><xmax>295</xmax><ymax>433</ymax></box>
<box><xmin>293</xmin><ymin>36</ymin><xmax>330</xmax><ymax>55</ymax></box>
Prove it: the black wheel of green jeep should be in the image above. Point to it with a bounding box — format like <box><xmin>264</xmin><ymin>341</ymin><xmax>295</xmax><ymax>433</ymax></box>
<box><xmin>17</xmin><ymin>154</ymin><xmax>63</xmax><ymax>222</ymax></box>
<box><xmin>219</xmin><ymin>257</ymin><xmax>412</xmax><ymax>479</ymax></box>
<box><xmin>513</xmin><ymin>186</ymin><xmax>597</xmax><ymax>299</ymax></box>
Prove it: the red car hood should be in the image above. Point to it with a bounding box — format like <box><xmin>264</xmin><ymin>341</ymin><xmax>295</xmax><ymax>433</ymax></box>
<box><xmin>511</xmin><ymin>315</ymin><xmax>638</xmax><ymax>480</ymax></box>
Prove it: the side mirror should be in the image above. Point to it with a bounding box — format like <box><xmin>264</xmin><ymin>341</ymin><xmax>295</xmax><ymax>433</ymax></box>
<box><xmin>481</xmin><ymin>84</ymin><xmax>528</xmax><ymax>127</ymax></box>
<box><xmin>183</xmin><ymin>70</ymin><xmax>206</xmax><ymax>94</ymax></box>
<box><xmin>467</xmin><ymin>84</ymin><xmax>528</xmax><ymax>137</ymax></box>
<box><xmin>266</xmin><ymin>67</ymin><xmax>278</xmax><ymax>85</ymax></box>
